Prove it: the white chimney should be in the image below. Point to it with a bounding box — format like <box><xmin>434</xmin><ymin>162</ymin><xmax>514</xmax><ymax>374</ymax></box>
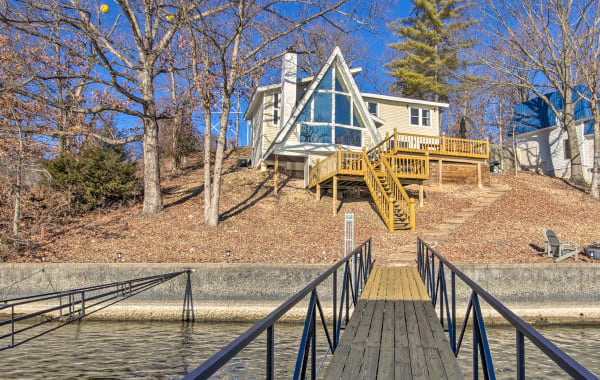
<box><xmin>280</xmin><ymin>52</ymin><xmax>297</xmax><ymax>128</ymax></box>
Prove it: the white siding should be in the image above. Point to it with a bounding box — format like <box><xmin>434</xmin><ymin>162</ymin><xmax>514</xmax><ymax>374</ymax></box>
<box><xmin>362</xmin><ymin>96</ymin><xmax>440</xmax><ymax>138</ymax></box>
<box><xmin>584</xmin><ymin>134</ymin><xmax>594</xmax><ymax>180</ymax></box>
<box><xmin>262</xmin><ymin>90</ymin><xmax>282</xmax><ymax>156</ymax></box>
<box><xmin>514</xmin><ymin>122</ymin><xmax>585</xmax><ymax>178</ymax></box>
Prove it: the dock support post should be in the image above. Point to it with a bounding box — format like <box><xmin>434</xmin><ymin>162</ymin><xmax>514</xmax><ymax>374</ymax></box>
<box><xmin>477</xmin><ymin>162</ymin><xmax>482</xmax><ymax>189</ymax></box>
<box><xmin>517</xmin><ymin>330</ymin><xmax>525</xmax><ymax>380</ymax></box>
<box><xmin>274</xmin><ymin>155</ymin><xmax>279</xmax><ymax>194</ymax></box>
<box><xmin>332</xmin><ymin>176</ymin><xmax>338</xmax><ymax>215</ymax></box>
<box><xmin>419</xmin><ymin>184</ymin><xmax>424</xmax><ymax>208</ymax></box>
<box><xmin>182</xmin><ymin>269</ymin><xmax>195</xmax><ymax>322</ymax></box>
<box><xmin>267</xmin><ymin>326</ymin><xmax>274</xmax><ymax>380</ymax></box>
<box><xmin>438</xmin><ymin>159</ymin><xmax>443</xmax><ymax>188</ymax></box>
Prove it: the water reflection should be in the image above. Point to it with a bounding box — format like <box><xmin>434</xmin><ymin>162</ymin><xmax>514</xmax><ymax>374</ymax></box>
<box><xmin>0</xmin><ymin>321</ymin><xmax>598</xmax><ymax>379</ymax></box>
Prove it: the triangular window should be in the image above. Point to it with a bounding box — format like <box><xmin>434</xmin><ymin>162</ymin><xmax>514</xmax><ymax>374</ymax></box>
<box><xmin>298</xmin><ymin>64</ymin><xmax>365</xmax><ymax>147</ymax></box>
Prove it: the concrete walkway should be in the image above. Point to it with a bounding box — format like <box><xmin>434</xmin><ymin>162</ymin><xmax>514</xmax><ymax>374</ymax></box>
<box><xmin>379</xmin><ymin>182</ymin><xmax>512</xmax><ymax>265</ymax></box>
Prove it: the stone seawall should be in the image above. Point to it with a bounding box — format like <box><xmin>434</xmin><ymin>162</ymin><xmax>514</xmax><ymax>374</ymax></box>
<box><xmin>1</xmin><ymin>263</ymin><xmax>599</xmax><ymax>324</ymax></box>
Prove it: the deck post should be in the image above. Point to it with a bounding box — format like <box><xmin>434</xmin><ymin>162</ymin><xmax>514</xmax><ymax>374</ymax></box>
<box><xmin>477</xmin><ymin>162</ymin><xmax>482</xmax><ymax>189</ymax></box>
<box><xmin>274</xmin><ymin>154</ymin><xmax>279</xmax><ymax>194</ymax></box>
<box><xmin>442</xmin><ymin>132</ymin><xmax>446</xmax><ymax>153</ymax></box>
<box><xmin>316</xmin><ymin>183</ymin><xmax>321</xmax><ymax>200</ymax></box>
<box><xmin>419</xmin><ymin>183</ymin><xmax>424</xmax><ymax>208</ymax></box>
<box><xmin>438</xmin><ymin>159</ymin><xmax>443</xmax><ymax>187</ymax></box>
<box><xmin>332</xmin><ymin>176</ymin><xmax>338</xmax><ymax>215</ymax></box>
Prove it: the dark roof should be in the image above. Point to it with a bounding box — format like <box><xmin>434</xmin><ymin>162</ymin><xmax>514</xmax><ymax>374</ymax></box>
<box><xmin>512</xmin><ymin>85</ymin><xmax>597</xmax><ymax>135</ymax></box>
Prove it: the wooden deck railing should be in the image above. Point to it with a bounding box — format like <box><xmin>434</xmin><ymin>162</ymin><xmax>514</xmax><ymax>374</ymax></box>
<box><xmin>383</xmin><ymin>153</ymin><xmax>429</xmax><ymax>180</ymax></box>
<box><xmin>308</xmin><ymin>148</ymin><xmax>364</xmax><ymax>188</ymax></box>
<box><xmin>391</xmin><ymin>131</ymin><xmax>489</xmax><ymax>159</ymax></box>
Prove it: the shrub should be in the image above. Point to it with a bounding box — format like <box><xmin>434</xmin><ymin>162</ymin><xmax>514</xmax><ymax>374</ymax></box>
<box><xmin>40</xmin><ymin>144</ymin><xmax>139</xmax><ymax>213</ymax></box>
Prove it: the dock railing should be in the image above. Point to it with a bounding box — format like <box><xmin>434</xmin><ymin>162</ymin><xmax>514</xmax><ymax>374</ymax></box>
<box><xmin>417</xmin><ymin>237</ymin><xmax>596</xmax><ymax>380</ymax></box>
<box><xmin>184</xmin><ymin>238</ymin><xmax>374</xmax><ymax>380</ymax></box>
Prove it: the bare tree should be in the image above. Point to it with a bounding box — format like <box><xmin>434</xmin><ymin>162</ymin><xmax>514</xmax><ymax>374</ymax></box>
<box><xmin>569</xmin><ymin>2</ymin><xmax>600</xmax><ymax>198</ymax></box>
<box><xmin>189</xmin><ymin>0</ymin><xmax>382</xmax><ymax>227</ymax></box>
<box><xmin>482</xmin><ymin>0</ymin><xmax>590</xmax><ymax>186</ymax></box>
<box><xmin>0</xmin><ymin>0</ymin><xmax>228</xmax><ymax>215</ymax></box>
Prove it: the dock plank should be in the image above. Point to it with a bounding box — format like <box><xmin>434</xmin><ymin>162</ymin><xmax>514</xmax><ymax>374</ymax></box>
<box><xmin>322</xmin><ymin>266</ymin><xmax>463</xmax><ymax>380</ymax></box>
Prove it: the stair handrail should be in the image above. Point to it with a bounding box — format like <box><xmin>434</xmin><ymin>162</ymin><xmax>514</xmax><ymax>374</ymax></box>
<box><xmin>361</xmin><ymin>152</ymin><xmax>395</xmax><ymax>231</ymax></box>
<box><xmin>381</xmin><ymin>156</ymin><xmax>415</xmax><ymax>230</ymax></box>
<box><xmin>366</xmin><ymin>132</ymin><xmax>395</xmax><ymax>162</ymax></box>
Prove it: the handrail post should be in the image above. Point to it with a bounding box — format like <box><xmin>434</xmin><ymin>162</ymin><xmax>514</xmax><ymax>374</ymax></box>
<box><xmin>337</xmin><ymin>145</ymin><xmax>342</xmax><ymax>171</ymax></box>
<box><xmin>485</xmin><ymin>137</ymin><xmax>489</xmax><ymax>158</ymax></box>
<box><xmin>441</xmin><ymin>132</ymin><xmax>446</xmax><ymax>154</ymax></box>
<box><xmin>333</xmin><ymin>270</ymin><xmax>337</xmax><ymax>348</ymax></box>
<box><xmin>517</xmin><ymin>330</ymin><xmax>525</xmax><ymax>380</ymax></box>
<box><xmin>267</xmin><ymin>325</ymin><xmax>274</xmax><ymax>380</ymax></box>
<box><xmin>409</xmin><ymin>199</ymin><xmax>415</xmax><ymax>231</ymax></box>
<box><xmin>388</xmin><ymin>196</ymin><xmax>395</xmax><ymax>233</ymax></box>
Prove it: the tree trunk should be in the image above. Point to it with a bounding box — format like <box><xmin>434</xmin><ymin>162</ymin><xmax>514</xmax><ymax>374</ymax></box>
<box><xmin>12</xmin><ymin>128</ymin><xmax>23</xmax><ymax>241</ymax></box>
<box><xmin>203</xmin><ymin>106</ymin><xmax>212</xmax><ymax>224</ymax></box>
<box><xmin>563</xmin><ymin>88</ymin><xmax>586</xmax><ymax>186</ymax></box>
<box><xmin>206</xmin><ymin>96</ymin><xmax>231</xmax><ymax>227</ymax></box>
<box><xmin>171</xmin><ymin>110</ymin><xmax>181</xmax><ymax>173</ymax></box>
<box><xmin>512</xmin><ymin>125</ymin><xmax>519</xmax><ymax>176</ymax></box>
<box><xmin>590</xmin><ymin>100</ymin><xmax>600</xmax><ymax>199</ymax></box>
<box><xmin>140</xmin><ymin>68</ymin><xmax>163</xmax><ymax>215</ymax></box>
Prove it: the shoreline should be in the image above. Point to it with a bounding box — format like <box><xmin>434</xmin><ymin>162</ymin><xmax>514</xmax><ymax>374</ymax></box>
<box><xmin>3</xmin><ymin>262</ymin><xmax>600</xmax><ymax>326</ymax></box>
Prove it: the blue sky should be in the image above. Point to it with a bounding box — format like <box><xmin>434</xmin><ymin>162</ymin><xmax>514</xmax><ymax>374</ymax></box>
<box><xmin>111</xmin><ymin>1</ymin><xmax>414</xmax><ymax>151</ymax></box>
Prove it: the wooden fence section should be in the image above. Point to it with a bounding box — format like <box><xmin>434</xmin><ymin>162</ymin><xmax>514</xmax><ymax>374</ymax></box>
<box><xmin>323</xmin><ymin>266</ymin><xmax>463</xmax><ymax>379</ymax></box>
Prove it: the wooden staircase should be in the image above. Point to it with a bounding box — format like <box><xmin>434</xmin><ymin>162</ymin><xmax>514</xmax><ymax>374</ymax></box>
<box><xmin>307</xmin><ymin>131</ymin><xmax>489</xmax><ymax>233</ymax></box>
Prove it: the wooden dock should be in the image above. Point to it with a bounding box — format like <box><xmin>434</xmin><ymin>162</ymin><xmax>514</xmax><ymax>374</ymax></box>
<box><xmin>323</xmin><ymin>266</ymin><xmax>463</xmax><ymax>379</ymax></box>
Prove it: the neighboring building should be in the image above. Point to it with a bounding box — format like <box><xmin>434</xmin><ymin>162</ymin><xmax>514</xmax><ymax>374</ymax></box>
<box><xmin>244</xmin><ymin>47</ymin><xmax>449</xmax><ymax>184</ymax></box>
<box><xmin>511</xmin><ymin>86</ymin><xmax>597</xmax><ymax>180</ymax></box>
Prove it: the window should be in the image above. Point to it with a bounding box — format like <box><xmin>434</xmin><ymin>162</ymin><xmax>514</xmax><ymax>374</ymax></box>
<box><xmin>410</xmin><ymin>108</ymin><xmax>420</xmax><ymax>125</ymax></box>
<box><xmin>564</xmin><ymin>139</ymin><xmax>571</xmax><ymax>160</ymax></box>
<box><xmin>367</xmin><ymin>102</ymin><xmax>378</xmax><ymax>116</ymax></box>
<box><xmin>410</xmin><ymin>107</ymin><xmax>432</xmax><ymax>127</ymax></box>
<box><xmin>273</xmin><ymin>93</ymin><xmax>280</xmax><ymax>125</ymax></box>
<box><xmin>422</xmin><ymin>109</ymin><xmax>431</xmax><ymax>127</ymax></box>
<box><xmin>297</xmin><ymin>66</ymin><xmax>364</xmax><ymax>147</ymax></box>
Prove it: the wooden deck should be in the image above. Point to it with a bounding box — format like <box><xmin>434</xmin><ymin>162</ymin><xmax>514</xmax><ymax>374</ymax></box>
<box><xmin>323</xmin><ymin>266</ymin><xmax>463</xmax><ymax>380</ymax></box>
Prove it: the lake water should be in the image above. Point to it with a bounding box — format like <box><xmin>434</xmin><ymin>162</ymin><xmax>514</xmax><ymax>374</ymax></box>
<box><xmin>1</xmin><ymin>320</ymin><xmax>599</xmax><ymax>379</ymax></box>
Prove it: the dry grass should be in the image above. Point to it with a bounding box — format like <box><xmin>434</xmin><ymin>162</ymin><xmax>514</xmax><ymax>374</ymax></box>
<box><xmin>438</xmin><ymin>171</ymin><xmax>600</xmax><ymax>263</ymax></box>
<box><xmin>5</xmin><ymin>149</ymin><xmax>599</xmax><ymax>265</ymax></box>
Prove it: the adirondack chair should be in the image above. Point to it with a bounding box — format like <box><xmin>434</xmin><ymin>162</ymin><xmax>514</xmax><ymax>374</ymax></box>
<box><xmin>542</xmin><ymin>228</ymin><xmax>579</xmax><ymax>262</ymax></box>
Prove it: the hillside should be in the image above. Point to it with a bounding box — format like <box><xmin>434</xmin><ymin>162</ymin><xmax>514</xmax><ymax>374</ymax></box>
<box><xmin>3</xmin><ymin>147</ymin><xmax>600</xmax><ymax>264</ymax></box>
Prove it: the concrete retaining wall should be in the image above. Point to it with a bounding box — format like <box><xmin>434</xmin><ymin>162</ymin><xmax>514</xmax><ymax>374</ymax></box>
<box><xmin>1</xmin><ymin>263</ymin><xmax>600</xmax><ymax>324</ymax></box>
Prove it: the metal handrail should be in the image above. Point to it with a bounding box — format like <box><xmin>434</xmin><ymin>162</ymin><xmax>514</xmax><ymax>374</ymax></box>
<box><xmin>416</xmin><ymin>237</ymin><xmax>596</xmax><ymax>380</ymax></box>
<box><xmin>184</xmin><ymin>238</ymin><xmax>374</xmax><ymax>380</ymax></box>
<box><xmin>0</xmin><ymin>270</ymin><xmax>194</xmax><ymax>351</ymax></box>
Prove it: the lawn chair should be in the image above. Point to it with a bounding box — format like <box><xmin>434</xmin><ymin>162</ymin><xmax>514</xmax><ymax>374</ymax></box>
<box><xmin>543</xmin><ymin>228</ymin><xmax>579</xmax><ymax>262</ymax></box>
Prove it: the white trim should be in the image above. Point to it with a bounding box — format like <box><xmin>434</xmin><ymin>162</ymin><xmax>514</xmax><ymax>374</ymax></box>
<box><xmin>361</xmin><ymin>93</ymin><xmax>449</xmax><ymax>108</ymax></box>
<box><xmin>512</xmin><ymin>125</ymin><xmax>558</xmax><ymax>137</ymax></box>
<box><xmin>244</xmin><ymin>69</ymin><xmax>362</xmax><ymax>121</ymax></box>
<box><xmin>409</xmin><ymin>107</ymin><xmax>433</xmax><ymax>128</ymax></box>
<box><xmin>264</xmin><ymin>47</ymin><xmax>380</xmax><ymax>158</ymax></box>
<box><xmin>371</xmin><ymin>114</ymin><xmax>385</xmax><ymax>125</ymax></box>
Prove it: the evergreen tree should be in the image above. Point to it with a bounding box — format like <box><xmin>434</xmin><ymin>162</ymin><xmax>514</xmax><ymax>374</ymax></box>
<box><xmin>41</xmin><ymin>143</ymin><xmax>139</xmax><ymax>213</ymax></box>
<box><xmin>386</xmin><ymin>0</ymin><xmax>474</xmax><ymax>102</ymax></box>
